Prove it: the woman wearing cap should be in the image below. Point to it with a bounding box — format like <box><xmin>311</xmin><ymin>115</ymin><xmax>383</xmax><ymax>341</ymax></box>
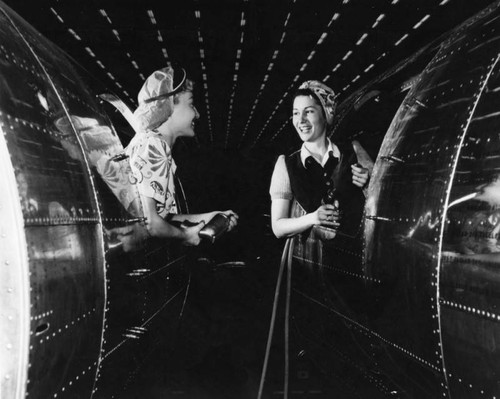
<box><xmin>269</xmin><ymin>80</ymin><xmax>372</xmax><ymax>240</ymax></box>
<box><xmin>126</xmin><ymin>67</ymin><xmax>238</xmax><ymax>246</ymax></box>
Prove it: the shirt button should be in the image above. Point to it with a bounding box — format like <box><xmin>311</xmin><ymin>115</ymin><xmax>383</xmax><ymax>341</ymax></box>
<box><xmin>325</xmin><ymin>180</ymin><xmax>332</xmax><ymax>187</ymax></box>
<box><xmin>323</xmin><ymin>172</ymin><xmax>329</xmax><ymax>177</ymax></box>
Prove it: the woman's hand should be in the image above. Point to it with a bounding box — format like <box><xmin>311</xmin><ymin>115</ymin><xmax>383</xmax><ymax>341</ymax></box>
<box><xmin>314</xmin><ymin>203</ymin><xmax>341</xmax><ymax>227</ymax></box>
<box><xmin>351</xmin><ymin>164</ymin><xmax>370</xmax><ymax>188</ymax></box>
<box><xmin>220</xmin><ymin>210</ymin><xmax>239</xmax><ymax>231</ymax></box>
<box><xmin>180</xmin><ymin>221</ymin><xmax>205</xmax><ymax>246</ymax></box>
<box><xmin>351</xmin><ymin>140</ymin><xmax>374</xmax><ymax>189</ymax></box>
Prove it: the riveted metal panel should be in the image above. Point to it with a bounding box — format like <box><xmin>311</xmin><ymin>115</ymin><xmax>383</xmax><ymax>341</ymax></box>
<box><xmin>0</xmin><ymin>99</ymin><xmax>30</xmax><ymax>399</ymax></box>
<box><xmin>439</xmin><ymin>10</ymin><xmax>500</xmax><ymax>396</ymax></box>
<box><xmin>0</xmin><ymin>7</ymin><xmax>193</xmax><ymax>396</ymax></box>
<box><xmin>365</xmin><ymin>3</ymin><xmax>500</xmax><ymax>397</ymax></box>
<box><xmin>0</xmin><ymin>6</ymin><xmax>105</xmax><ymax>398</ymax></box>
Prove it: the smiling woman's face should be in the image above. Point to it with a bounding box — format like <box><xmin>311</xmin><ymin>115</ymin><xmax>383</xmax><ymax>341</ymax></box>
<box><xmin>292</xmin><ymin>94</ymin><xmax>327</xmax><ymax>144</ymax></box>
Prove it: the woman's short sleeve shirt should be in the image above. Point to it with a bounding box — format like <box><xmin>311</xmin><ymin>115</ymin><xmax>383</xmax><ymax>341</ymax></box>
<box><xmin>126</xmin><ymin>132</ymin><xmax>178</xmax><ymax>218</ymax></box>
<box><xmin>269</xmin><ymin>155</ymin><xmax>293</xmax><ymax>201</ymax></box>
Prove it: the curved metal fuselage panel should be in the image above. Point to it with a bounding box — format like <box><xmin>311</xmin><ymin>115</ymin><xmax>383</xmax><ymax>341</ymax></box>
<box><xmin>0</xmin><ymin>8</ymin><xmax>106</xmax><ymax>398</ymax></box>
<box><xmin>0</xmin><ymin>4</ymin><xmax>191</xmax><ymax>398</ymax></box>
<box><xmin>291</xmin><ymin>2</ymin><xmax>500</xmax><ymax>398</ymax></box>
<box><xmin>0</xmin><ymin>105</ymin><xmax>30</xmax><ymax>399</ymax></box>
<box><xmin>367</xmin><ymin>3</ymin><xmax>500</xmax><ymax>397</ymax></box>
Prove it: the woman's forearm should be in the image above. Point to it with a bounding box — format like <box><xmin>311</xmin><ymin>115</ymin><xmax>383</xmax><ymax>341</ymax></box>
<box><xmin>272</xmin><ymin>212</ymin><xmax>317</xmax><ymax>238</ymax></box>
<box><xmin>170</xmin><ymin>211</ymin><xmax>216</xmax><ymax>224</ymax></box>
<box><xmin>141</xmin><ymin>196</ymin><xmax>190</xmax><ymax>240</ymax></box>
<box><xmin>147</xmin><ymin>213</ymin><xmax>185</xmax><ymax>239</ymax></box>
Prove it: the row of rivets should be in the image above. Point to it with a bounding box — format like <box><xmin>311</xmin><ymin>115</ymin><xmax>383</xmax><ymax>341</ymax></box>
<box><xmin>52</xmin><ymin>361</ymin><xmax>98</xmax><ymax>398</ymax></box>
<box><xmin>0</xmin><ymin>109</ymin><xmax>107</xmax><ymax>159</ymax></box>
<box><xmin>0</xmin><ymin>110</ymin><xmax>58</xmax><ymax>136</ymax></box>
<box><xmin>294</xmin><ymin>256</ymin><xmax>381</xmax><ymax>283</ymax></box>
<box><xmin>24</xmin><ymin>216</ymin><xmax>98</xmax><ymax>224</ymax></box>
<box><xmin>34</xmin><ymin>308</ymin><xmax>96</xmax><ymax>344</ymax></box>
<box><xmin>448</xmin><ymin>372</ymin><xmax>493</xmax><ymax>397</ymax></box>
<box><xmin>138</xmin><ymin>255</ymin><xmax>186</xmax><ymax>280</ymax></box>
<box><xmin>440</xmin><ymin>299</ymin><xmax>500</xmax><ymax>321</ymax></box>
<box><xmin>57</xmin><ymin>85</ymin><xmax>99</xmax><ymax>113</ymax></box>
<box><xmin>0</xmin><ymin>46</ymin><xmax>38</xmax><ymax>75</ymax></box>
<box><xmin>31</xmin><ymin>309</ymin><xmax>53</xmax><ymax>321</ymax></box>
<box><xmin>1</xmin><ymin>203</ymin><xmax>15</xmax><ymax>387</ymax></box>
<box><xmin>325</xmin><ymin>244</ymin><xmax>363</xmax><ymax>258</ymax></box>
<box><xmin>318</xmin><ymin>292</ymin><xmax>441</xmax><ymax>372</ymax></box>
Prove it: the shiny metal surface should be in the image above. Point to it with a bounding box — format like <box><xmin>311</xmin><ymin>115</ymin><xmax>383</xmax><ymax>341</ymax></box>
<box><xmin>0</xmin><ymin>7</ymin><xmax>105</xmax><ymax>398</ymax></box>
<box><xmin>439</xmin><ymin>22</ymin><xmax>500</xmax><ymax>397</ymax></box>
<box><xmin>290</xmin><ymin>2</ymin><xmax>500</xmax><ymax>398</ymax></box>
<box><xmin>367</xmin><ymin>3</ymin><xmax>500</xmax><ymax>397</ymax></box>
<box><xmin>0</xmin><ymin>3</ymin><xmax>191</xmax><ymax>398</ymax></box>
<box><xmin>0</xmin><ymin>107</ymin><xmax>29</xmax><ymax>399</ymax></box>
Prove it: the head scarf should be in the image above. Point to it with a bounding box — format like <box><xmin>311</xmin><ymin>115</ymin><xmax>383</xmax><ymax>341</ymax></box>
<box><xmin>298</xmin><ymin>80</ymin><xmax>337</xmax><ymax>126</ymax></box>
<box><xmin>133</xmin><ymin>67</ymin><xmax>177</xmax><ymax>132</ymax></box>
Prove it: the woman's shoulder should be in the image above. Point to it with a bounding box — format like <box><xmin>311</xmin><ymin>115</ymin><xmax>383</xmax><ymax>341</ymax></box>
<box><xmin>271</xmin><ymin>154</ymin><xmax>285</xmax><ymax>171</ymax></box>
<box><xmin>272</xmin><ymin>154</ymin><xmax>287</xmax><ymax>171</ymax></box>
<box><xmin>132</xmin><ymin>132</ymin><xmax>170</xmax><ymax>149</ymax></box>
<box><xmin>275</xmin><ymin>152</ymin><xmax>296</xmax><ymax>166</ymax></box>
<box><xmin>276</xmin><ymin>149</ymin><xmax>300</xmax><ymax>163</ymax></box>
<box><xmin>142</xmin><ymin>131</ymin><xmax>168</xmax><ymax>144</ymax></box>
<box><xmin>126</xmin><ymin>132</ymin><xmax>171</xmax><ymax>161</ymax></box>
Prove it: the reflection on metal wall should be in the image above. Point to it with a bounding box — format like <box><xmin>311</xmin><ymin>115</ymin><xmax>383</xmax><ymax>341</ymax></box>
<box><xmin>0</xmin><ymin>3</ymin><xmax>191</xmax><ymax>398</ymax></box>
<box><xmin>439</xmin><ymin>30</ymin><xmax>500</xmax><ymax>398</ymax></box>
<box><xmin>0</xmin><ymin>7</ymin><xmax>105</xmax><ymax>398</ymax></box>
<box><xmin>0</xmin><ymin>105</ymin><xmax>29</xmax><ymax>399</ymax></box>
<box><xmin>291</xmin><ymin>2</ymin><xmax>500</xmax><ymax>398</ymax></box>
<box><xmin>365</xmin><ymin>2</ymin><xmax>500</xmax><ymax>398</ymax></box>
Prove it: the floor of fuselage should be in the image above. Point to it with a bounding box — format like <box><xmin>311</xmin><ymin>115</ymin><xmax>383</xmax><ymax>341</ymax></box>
<box><xmin>120</xmin><ymin>242</ymin><xmax>345</xmax><ymax>399</ymax></box>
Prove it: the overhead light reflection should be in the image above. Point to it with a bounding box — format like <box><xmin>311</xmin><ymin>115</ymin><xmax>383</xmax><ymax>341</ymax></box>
<box><xmin>342</xmin><ymin>50</ymin><xmax>353</xmax><ymax>61</ymax></box>
<box><xmin>50</xmin><ymin>7</ymin><xmax>64</xmax><ymax>23</ymax></box>
<box><xmin>147</xmin><ymin>10</ymin><xmax>157</xmax><ymax>25</ymax></box>
<box><xmin>68</xmin><ymin>29</ymin><xmax>81</xmax><ymax>41</ymax></box>
<box><xmin>394</xmin><ymin>33</ymin><xmax>409</xmax><ymax>46</ymax></box>
<box><xmin>413</xmin><ymin>14</ymin><xmax>430</xmax><ymax>29</ymax></box>
<box><xmin>356</xmin><ymin>33</ymin><xmax>368</xmax><ymax>46</ymax></box>
<box><xmin>372</xmin><ymin>14</ymin><xmax>385</xmax><ymax>28</ymax></box>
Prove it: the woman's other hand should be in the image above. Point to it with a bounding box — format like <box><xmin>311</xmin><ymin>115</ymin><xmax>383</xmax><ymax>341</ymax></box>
<box><xmin>351</xmin><ymin>140</ymin><xmax>374</xmax><ymax>188</ymax></box>
<box><xmin>351</xmin><ymin>164</ymin><xmax>370</xmax><ymax>188</ymax></box>
<box><xmin>220</xmin><ymin>210</ymin><xmax>239</xmax><ymax>231</ymax></box>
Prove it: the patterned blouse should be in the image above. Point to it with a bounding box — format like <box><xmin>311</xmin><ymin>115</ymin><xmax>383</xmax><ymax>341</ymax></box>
<box><xmin>126</xmin><ymin>132</ymin><xmax>178</xmax><ymax>218</ymax></box>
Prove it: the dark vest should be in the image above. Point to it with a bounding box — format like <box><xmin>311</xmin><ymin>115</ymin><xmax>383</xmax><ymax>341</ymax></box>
<box><xmin>284</xmin><ymin>142</ymin><xmax>365</xmax><ymax>237</ymax></box>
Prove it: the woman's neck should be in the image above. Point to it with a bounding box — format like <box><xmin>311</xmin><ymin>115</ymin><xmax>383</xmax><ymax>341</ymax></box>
<box><xmin>304</xmin><ymin>137</ymin><xmax>328</xmax><ymax>160</ymax></box>
<box><xmin>156</xmin><ymin>122</ymin><xmax>176</xmax><ymax>148</ymax></box>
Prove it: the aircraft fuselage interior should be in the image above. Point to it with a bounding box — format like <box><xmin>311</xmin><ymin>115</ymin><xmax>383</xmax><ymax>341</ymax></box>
<box><xmin>2</xmin><ymin>1</ymin><xmax>500</xmax><ymax>398</ymax></box>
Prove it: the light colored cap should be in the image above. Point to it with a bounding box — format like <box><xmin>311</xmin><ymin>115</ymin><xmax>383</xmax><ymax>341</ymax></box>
<box><xmin>133</xmin><ymin>67</ymin><xmax>176</xmax><ymax>131</ymax></box>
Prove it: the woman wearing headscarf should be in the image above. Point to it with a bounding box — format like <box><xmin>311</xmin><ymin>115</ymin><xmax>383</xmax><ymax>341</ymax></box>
<box><xmin>126</xmin><ymin>66</ymin><xmax>238</xmax><ymax>246</ymax></box>
<box><xmin>259</xmin><ymin>81</ymin><xmax>373</xmax><ymax>395</ymax></box>
<box><xmin>269</xmin><ymin>80</ymin><xmax>372</xmax><ymax>241</ymax></box>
